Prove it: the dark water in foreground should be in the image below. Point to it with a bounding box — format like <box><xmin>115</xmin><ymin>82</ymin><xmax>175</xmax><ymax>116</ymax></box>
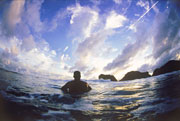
<box><xmin>0</xmin><ymin>69</ymin><xmax>180</xmax><ymax>121</ymax></box>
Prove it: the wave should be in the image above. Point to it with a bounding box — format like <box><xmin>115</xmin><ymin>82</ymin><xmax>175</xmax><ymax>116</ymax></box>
<box><xmin>0</xmin><ymin>69</ymin><xmax>180</xmax><ymax>121</ymax></box>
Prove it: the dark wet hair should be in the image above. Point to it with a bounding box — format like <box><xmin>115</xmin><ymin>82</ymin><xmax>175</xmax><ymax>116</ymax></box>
<box><xmin>73</xmin><ymin>71</ymin><xmax>81</xmax><ymax>79</ymax></box>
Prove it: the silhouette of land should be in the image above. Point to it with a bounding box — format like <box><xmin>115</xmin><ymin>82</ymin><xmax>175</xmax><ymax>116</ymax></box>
<box><xmin>152</xmin><ymin>60</ymin><xmax>180</xmax><ymax>76</ymax></box>
<box><xmin>99</xmin><ymin>74</ymin><xmax>117</xmax><ymax>81</ymax></box>
<box><xmin>120</xmin><ymin>71</ymin><xmax>151</xmax><ymax>81</ymax></box>
<box><xmin>99</xmin><ymin>60</ymin><xmax>180</xmax><ymax>81</ymax></box>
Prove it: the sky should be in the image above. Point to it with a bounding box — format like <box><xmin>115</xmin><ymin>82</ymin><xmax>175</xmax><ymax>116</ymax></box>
<box><xmin>0</xmin><ymin>0</ymin><xmax>180</xmax><ymax>80</ymax></box>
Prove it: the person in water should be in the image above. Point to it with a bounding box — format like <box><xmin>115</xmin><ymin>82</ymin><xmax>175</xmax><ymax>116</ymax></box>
<box><xmin>61</xmin><ymin>71</ymin><xmax>92</xmax><ymax>94</ymax></box>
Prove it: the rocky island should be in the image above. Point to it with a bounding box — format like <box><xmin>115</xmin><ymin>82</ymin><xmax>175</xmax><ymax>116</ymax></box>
<box><xmin>99</xmin><ymin>60</ymin><xmax>180</xmax><ymax>81</ymax></box>
<box><xmin>120</xmin><ymin>71</ymin><xmax>151</xmax><ymax>81</ymax></box>
<box><xmin>99</xmin><ymin>74</ymin><xmax>117</xmax><ymax>81</ymax></box>
<box><xmin>152</xmin><ymin>60</ymin><xmax>180</xmax><ymax>76</ymax></box>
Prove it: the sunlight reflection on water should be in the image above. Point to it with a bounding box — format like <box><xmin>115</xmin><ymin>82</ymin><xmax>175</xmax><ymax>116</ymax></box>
<box><xmin>0</xmin><ymin>70</ymin><xmax>180</xmax><ymax>121</ymax></box>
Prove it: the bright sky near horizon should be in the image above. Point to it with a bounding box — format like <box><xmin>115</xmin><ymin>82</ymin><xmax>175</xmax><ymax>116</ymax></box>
<box><xmin>0</xmin><ymin>0</ymin><xmax>180</xmax><ymax>80</ymax></box>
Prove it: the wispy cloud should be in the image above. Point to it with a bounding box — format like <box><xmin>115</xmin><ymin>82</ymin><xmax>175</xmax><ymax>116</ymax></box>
<box><xmin>0</xmin><ymin>0</ymin><xmax>70</xmax><ymax>79</ymax></box>
<box><xmin>129</xmin><ymin>1</ymin><xmax>159</xmax><ymax>31</ymax></box>
<box><xmin>0</xmin><ymin>0</ymin><xmax>179</xmax><ymax>80</ymax></box>
<box><xmin>113</xmin><ymin>0</ymin><xmax>122</xmax><ymax>5</ymax></box>
<box><xmin>67</xmin><ymin>4</ymin><xmax>128</xmax><ymax>79</ymax></box>
<box><xmin>104</xmin><ymin>22</ymin><xmax>150</xmax><ymax>71</ymax></box>
<box><xmin>71</xmin><ymin>29</ymin><xmax>115</xmax><ymax>78</ymax></box>
<box><xmin>25</xmin><ymin>0</ymin><xmax>44</xmax><ymax>33</ymax></box>
<box><xmin>150</xmin><ymin>8</ymin><xmax>180</xmax><ymax>69</ymax></box>
<box><xmin>21</xmin><ymin>35</ymin><xmax>36</xmax><ymax>51</ymax></box>
<box><xmin>136</xmin><ymin>0</ymin><xmax>150</xmax><ymax>11</ymax></box>
<box><xmin>104</xmin><ymin>5</ymin><xmax>180</xmax><ymax>79</ymax></box>
<box><xmin>67</xmin><ymin>3</ymin><xmax>99</xmax><ymax>42</ymax></box>
<box><xmin>63</xmin><ymin>46</ymin><xmax>69</xmax><ymax>52</ymax></box>
<box><xmin>2</xmin><ymin>0</ymin><xmax>25</xmax><ymax>36</ymax></box>
<box><xmin>105</xmin><ymin>11</ymin><xmax>127</xmax><ymax>29</ymax></box>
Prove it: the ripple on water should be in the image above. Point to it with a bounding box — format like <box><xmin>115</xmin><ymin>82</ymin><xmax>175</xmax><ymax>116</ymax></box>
<box><xmin>0</xmin><ymin>70</ymin><xmax>180</xmax><ymax>121</ymax></box>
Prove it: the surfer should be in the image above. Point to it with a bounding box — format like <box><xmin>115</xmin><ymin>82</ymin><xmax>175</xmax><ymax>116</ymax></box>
<box><xmin>61</xmin><ymin>71</ymin><xmax>92</xmax><ymax>94</ymax></box>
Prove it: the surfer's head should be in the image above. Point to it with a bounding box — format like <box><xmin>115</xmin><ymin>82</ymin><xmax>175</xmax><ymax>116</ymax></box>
<box><xmin>73</xmin><ymin>71</ymin><xmax>81</xmax><ymax>81</ymax></box>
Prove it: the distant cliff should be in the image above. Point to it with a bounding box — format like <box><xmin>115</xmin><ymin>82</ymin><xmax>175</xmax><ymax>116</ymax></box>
<box><xmin>152</xmin><ymin>60</ymin><xmax>180</xmax><ymax>76</ymax></box>
<box><xmin>99</xmin><ymin>60</ymin><xmax>180</xmax><ymax>82</ymax></box>
<box><xmin>120</xmin><ymin>71</ymin><xmax>151</xmax><ymax>81</ymax></box>
<box><xmin>99</xmin><ymin>74</ymin><xmax>117</xmax><ymax>81</ymax></box>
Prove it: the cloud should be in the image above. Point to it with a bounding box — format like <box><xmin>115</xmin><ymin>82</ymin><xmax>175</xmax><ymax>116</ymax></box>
<box><xmin>129</xmin><ymin>1</ymin><xmax>159</xmax><ymax>31</ymax></box>
<box><xmin>105</xmin><ymin>11</ymin><xmax>127</xmax><ymax>29</ymax></box>
<box><xmin>63</xmin><ymin>46</ymin><xmax>69</xmax><ymax>52</ymax></box>
<box><xmin>0</xmin><ymin>0</ymin><xmax>178</xmax><ymax>80</ymax></box>
<box><xmin>176</xmin><ymin>53</ymin><xmax>180</xmax><ymax>60</ymax></box>
<box><xmin>19</xmin><ymin>48</ymin><xmax>53</xmax><ymax>69</ymax></box>
<box><xmin>67</xmin><ymin>4</ymin><xmax>128</xmax><ymax>78</ymax></box>
<box><xmin>51</xmin><ymin>50</ymin><xmax>57</xmax><ymax>56</ymax></box>
<box><xmin>0</xmin><ymin>36</ymin><xmax>21</xmax><ymax>69</ymax></box>
<box><xmin>3</xmin><ymin>2</ymin><xmax>129</xmax><ymax>79</ymax></box>
<box><xmin>21</xmin><ymin>35</ymin><xmax>36</xmax><ymax>51</ymax></box>
<box><xmin>90</xmin><ymin>0</ymin><xmax>101</xmax><ymax>6</ymax></box>
<box><xmin>67</xmin><ymin>3</ymin><xmax>99</xmax><ymax>42</ymax></box>
<box><xmin>104</xmin><ymin>22</ymin><xmax>150</xmax><ymax>71</ymax></box>
<box><xmin>48</xmin><ymin>10</ymin><xmax>67</xmax><ymax>31</ymax></box>
<box><xmin>136</xmin><ymin>0</ymin><xmax>149</xmax><ymax>11</ymax></box>
<box><xmin>113</xmin><ymin>0</ymin><xmax>123</xmax><ymax>5</ymax></box>
<box><xmin>25</xmin><ymin>0</ymin><xmax>44</xmax><ymax>33</ymax></box>
<box><xmin>71</xmin><ymin>29</ymin><xmax>115</xmax><ymax>78</ymax></box>
<box><xmin>61</xmin><ymin>54</ymin><xmax>70</xmax><ymax>62</ymax></box>
<box><xmin>0</xmin><ymin>38</ymin><xmax>69</xmax><ymax>78</ymax></box>
<box><xmin>150</xmin><ymin>8</ymin><xmax>180</xmax><ymax>68</ymax></box>
<box><xmin>126</xmin><ymin>6</ymin><xmax>180</xmax><ymax>73</ymax></box>
<box><xmin>105</xmin><ymin>6</ymin><xmax>180</xmax><ymax>77</ymax></box>
<box><xmin>2</xmin><ymin>0</ymin><xmax>25</xmax><ymax>36</ymax></box>
<box><xmin>134</xmin><ymin>13</ymin><xmax>140</xmax><ymax>17</ymax></box>
<box><xmin>0</xmin><ymin>0</ymin><xmax>72</xmax><ymax>79</ymax></box>
<box><xmin>65</xmin><ymin>3</ymin><xmax>119</xmax><ymax>78</ymax></box>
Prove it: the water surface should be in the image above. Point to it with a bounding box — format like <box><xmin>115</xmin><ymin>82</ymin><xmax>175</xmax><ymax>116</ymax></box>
<box><xmin>0</xmin><ymin>68</ymin><xmax>180</xmax><ymax>121</ymax></box>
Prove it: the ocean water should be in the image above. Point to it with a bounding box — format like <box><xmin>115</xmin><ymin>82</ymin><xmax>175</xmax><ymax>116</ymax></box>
<box><xmin>0</xmin><ymin>68</ymin><xmax>180</xmax><ymax>121</ymax></box>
